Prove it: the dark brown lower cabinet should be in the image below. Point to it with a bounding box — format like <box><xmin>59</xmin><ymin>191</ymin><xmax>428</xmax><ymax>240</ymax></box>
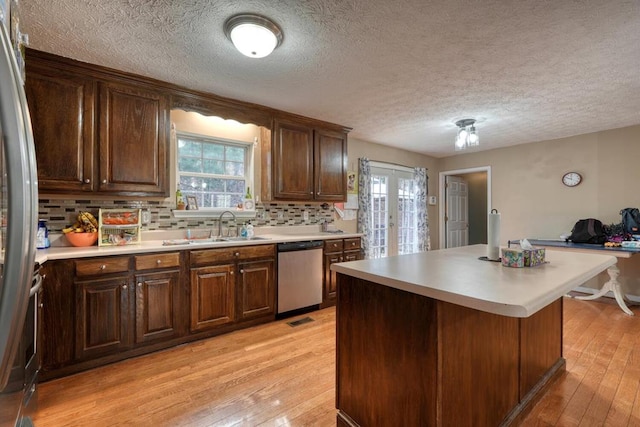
<box><xmin>239</xmin><ymin>259</ymin><xmax>275</xmax><ymax>320</ymax></box>
<box><xmin>75</xmin><ymin>276</ymin><xmax>131</xmax><ymax>360</ymax></box>
<box><xmin>323</xmin><ymin>237</ymin><xmax>362</xmax><ymax>307</ymax></box>
<box><xmin>189</xmin><ymin>264</ymin><xmax>236</xmax><ymax>331</ymax></box>
<box><xmin>134</xmin><ymin>270</ymin><xmax>181</xmax><ymax>344</ymax></box>
<box><xmin>41</xmin><ymin>245</ymin><xmax>276</xmax><ymax>380</ymax></box>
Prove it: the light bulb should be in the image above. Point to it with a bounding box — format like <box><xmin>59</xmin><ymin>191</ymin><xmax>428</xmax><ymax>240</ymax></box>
<box><xmin>467</xmin><ymin>126</ymin><xmax>479</xmax><ymax>146</ymax></box>
<box><xmin>229</xmin><ymin>23</ymin><xmax>278</xmax><ymax>58</ymax></box>
<box><xmin>455</xmin><ymin>129</ymin><xmax>468</xmax><ymax>150</ymax></box>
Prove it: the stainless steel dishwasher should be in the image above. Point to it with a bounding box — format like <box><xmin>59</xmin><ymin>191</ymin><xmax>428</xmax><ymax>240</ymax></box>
<box><xmin>277</xmin><ymin>240</ymin><xmax>324</xmax><ymax>317</ymax></box>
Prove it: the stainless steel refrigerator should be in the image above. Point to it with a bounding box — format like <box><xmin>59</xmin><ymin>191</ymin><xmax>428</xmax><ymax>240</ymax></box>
<box><xmin>0</xmin><ymin>2</ymin><xmax>39</xmax><ymax>425</ymax></box>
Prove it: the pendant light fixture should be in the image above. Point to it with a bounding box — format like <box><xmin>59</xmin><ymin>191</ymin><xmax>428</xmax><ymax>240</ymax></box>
<box><xmin>224</xmin><ymin>14</ymin><xmax>283</xmax><ymax>58</ymax></box>
<box><xmin>454</xmin><ymin>119</ymin><xmax>479</xmax><ymax>151</ymax></box>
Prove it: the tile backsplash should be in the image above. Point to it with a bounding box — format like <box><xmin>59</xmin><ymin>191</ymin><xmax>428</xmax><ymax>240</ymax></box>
<box><xmin>39</xmin><ymin>199</ymin><xmax>335</xmax><ymax>233</ymax></box>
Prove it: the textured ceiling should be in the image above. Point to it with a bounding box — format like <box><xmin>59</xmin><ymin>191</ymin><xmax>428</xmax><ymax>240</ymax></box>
<box><xmin>19</xmin><ymin>0</ymin><xmax>640</xmax><ymax>158</ymax></box>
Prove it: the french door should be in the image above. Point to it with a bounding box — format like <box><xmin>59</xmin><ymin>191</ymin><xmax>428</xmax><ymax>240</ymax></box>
<box><xmin>369</xmin><ymin>166</ymin><xmax>419</xmax><ymax>258</ymax></box>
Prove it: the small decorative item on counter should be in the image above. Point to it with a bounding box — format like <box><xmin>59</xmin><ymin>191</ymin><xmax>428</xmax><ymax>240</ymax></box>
<box><xmin>246</xmin><ymin>222</ymin><xmax>254</xmax><ymax>238</ymax></box>
<box><xmin>243</xmin><ymin>186</ymin><xmax>254</xmax><ymax>210</ymax></box>
<box><xmin>98</xmin><ymin>208</ymin><xmax>141</xmax><ymax>246</ymax></box>
<box><xmin>176</xmin><ymin>189</ymin><xmax>186</xmax><ymax>210</ymax></box>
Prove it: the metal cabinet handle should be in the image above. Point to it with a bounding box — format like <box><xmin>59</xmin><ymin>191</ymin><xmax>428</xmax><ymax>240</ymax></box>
<box><xmin>137</xmin><ymin>282</ymin><xmax>142</xmax><ymax>287</ymax></box>
<box><xmin>100</xmin><ymin>264</ymin><xmax>106</xmax><ymax>270</ymax></box>
<box><xmin>333</xmin><ymin>243</ymin><xmax>337</xmax><ymax>247</ymax></box>
<box><xmin>122</xmin><ymin>284</ymin><xmax>127</xmax><ymax>290</ymax></box>
<box><xmin>102</xmin><ymin>179</ymin><xmax>107</xmax><ymax>184</ymax></box>
<box><xmin>230</xmin><ymin>271</ymin><xmax>234</xmax><ymax>275</ymax></box>
<box><xmin>84</xmin><ymin>178</ymin><xmax>90</xmax><ymax>183</ymax></box>
<box><xmin>39</xmin><ymin>303</ymin><xmax>43</xmax><ymax>309</ymax></box>
<box><xmin>235</xmin><ymin>252</ymin><xmax>240</xmax><ymax>257</ymax></box>
<box><xmin>240</xmin><ymin>269</ymin><xmax>244</xmax><ymax>274</ymax></box>
<box><xmin>156</xmin><ymin>259</ymin><xmax>162</xmax><ymax>265</ymax></box>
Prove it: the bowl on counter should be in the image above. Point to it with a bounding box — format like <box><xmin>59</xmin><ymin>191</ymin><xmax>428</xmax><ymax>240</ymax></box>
<box><xmin>65</xmin><ymin>232</ymin><xmax>98</xmax><ymax>247</ymax></box>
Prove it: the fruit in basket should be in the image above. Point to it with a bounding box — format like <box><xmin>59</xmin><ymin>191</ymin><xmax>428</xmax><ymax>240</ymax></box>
<box><xmin>62</xmin><ymin>211</ymin><xmax>98</xmax><ymax>234</ymax></box>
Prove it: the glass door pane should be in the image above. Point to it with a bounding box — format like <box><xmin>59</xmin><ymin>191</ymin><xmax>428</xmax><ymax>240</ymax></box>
<box><xmin>397</xmin><ymin>177</ymin><xmax>417</xmax><ymax>255</ymax></box>
<box><xmin>370</xmin><ymin>174</ymin><xmax>388</xmax><ymax>259</ymax></box>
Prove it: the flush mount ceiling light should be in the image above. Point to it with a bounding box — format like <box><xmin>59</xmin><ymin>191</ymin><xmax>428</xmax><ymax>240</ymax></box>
<box><xmin>454</xmin><ymin>118</ymin><xmax>479</xmax><ymax>151</ymax></box>
<box><xmin>224</xmin><ymin>14</ymin><xmax>283</xmax><ymax>58</ymax></box>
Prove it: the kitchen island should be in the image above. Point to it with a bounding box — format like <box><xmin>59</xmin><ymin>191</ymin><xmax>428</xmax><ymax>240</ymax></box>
<box><xmin>331</xmin><ymin>245</ymin><xmax>616</xmax><ymax>426</ymax></box>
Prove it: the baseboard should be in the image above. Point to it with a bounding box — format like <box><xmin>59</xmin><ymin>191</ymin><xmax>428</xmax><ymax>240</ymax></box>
<box><xmin>573</xmin><ymin>286</ymin><xmax>640</xmax><ymax>303</ymax></box>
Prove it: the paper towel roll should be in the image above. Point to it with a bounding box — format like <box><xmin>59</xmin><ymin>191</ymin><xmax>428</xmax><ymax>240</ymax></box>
<box><xmin>487</xmin><ymin>209</ymin><xmax>501</xmax><ymax>260</ymax></box>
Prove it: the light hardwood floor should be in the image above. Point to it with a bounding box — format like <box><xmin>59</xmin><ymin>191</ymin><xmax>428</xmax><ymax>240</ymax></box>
<box><xmin>33</xmin><ymin>297</ymin><xmax>640</xmax><ymax>426</ymax></box>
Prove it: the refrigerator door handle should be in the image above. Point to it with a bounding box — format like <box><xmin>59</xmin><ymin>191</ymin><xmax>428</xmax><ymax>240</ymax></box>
<box><xmin>0</xmin><ymin>22</ymin><xmax>38</xmax><ymax>389</ymax></box>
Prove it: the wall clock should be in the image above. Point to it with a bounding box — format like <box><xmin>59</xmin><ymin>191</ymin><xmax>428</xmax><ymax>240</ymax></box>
<box><xmin>562</xmin><ymin>172</ymin><xmax>582</xmax><ymax>187</ymax></box>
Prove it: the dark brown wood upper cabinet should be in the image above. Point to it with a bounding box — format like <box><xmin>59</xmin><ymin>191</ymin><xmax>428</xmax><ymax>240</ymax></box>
<box><xmin>25</xmin><ymin>66</ymin><xmax>96</xmax><ymax>193</ymax></box>
<box><xmin>273</xmin><ymin>120</ymin><xmax>315</xmax><ymax>200</ymax></box>
<box><xmin>314</xmin><ymin>128</ymin><xmax>348</xmax><ymax>201</ymax></box>
<box><xmin>269</xmin><ymin>120</ymin><xmax>347</xmax><ymax>202</ymax></box>
<box><xmin>98</xmin><ymin>82</ymin><xmax>168</xmax><ymax>195</ymax></box>
<box><xmin>25</xmin><ymin>50</ymin><xmax>170</xmax><ymax>197</ymax></box>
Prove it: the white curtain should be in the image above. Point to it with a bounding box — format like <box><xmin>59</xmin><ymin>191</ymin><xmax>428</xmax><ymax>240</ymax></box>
<box><xmin>357</xmin><ymin>158</ymin><xmax>372</xmax><ymax>258</ymax></box>
<box><xmin>413</xmin><ymin>167</ymin><xmax>430</xmax><ymax>251</ymax></box>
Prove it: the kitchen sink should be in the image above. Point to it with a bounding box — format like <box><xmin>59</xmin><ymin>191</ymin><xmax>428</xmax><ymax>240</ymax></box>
<box><xmin>222</xmin><ymin>236</ymin><xmax>270</xmax><ymax>241</ymax></box>
<box><xmin>162</xmin><ymin>236</ymin><xmax>270</xmax><ymax>246</ymax></box>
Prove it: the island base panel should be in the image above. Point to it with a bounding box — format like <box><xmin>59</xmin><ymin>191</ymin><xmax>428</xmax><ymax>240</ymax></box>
<box><xmin>336</xmin><ymin>273</ymin><xmax>564</xmax><ymax>426</ymax></box>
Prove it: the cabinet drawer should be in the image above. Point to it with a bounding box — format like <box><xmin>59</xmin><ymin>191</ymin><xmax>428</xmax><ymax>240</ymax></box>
<box><xmin>190</xmin><ymin>248</ymin><xmax>237</xmax><ymax>266</ymax></box>
<box><xmin>135</xmin><ymin>252</ymin><xmax>180</xmax><ymax>270</ymax></box>
<box><xmin>191</xmin><ymin>244</ymin><xmax>276</xmax><ymax>266</ymax></box>
<box><xmin>324</xmin><ymin>239</ymin><xmax>344</xmax><ymax>253</ymax></box>
<box><xmin>75</xmin><ymin>257</ymin><xmax>130</xmax><ymax>277</ymax></box>
<box><xmin>236</xmin><ymin>244</ymin><xmax>275</xmax><ymax>260</ymax></box>
<box><xmin>344</xmin><ymin>238</ymin><xmax>361</xmax><ymax>250</ymax></box>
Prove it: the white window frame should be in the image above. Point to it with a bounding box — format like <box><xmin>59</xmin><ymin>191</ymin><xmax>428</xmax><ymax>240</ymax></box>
<box><xmin>174</xmin><ymin>131</ymin><xmax>256</xmax><ymax>218</ymax></box>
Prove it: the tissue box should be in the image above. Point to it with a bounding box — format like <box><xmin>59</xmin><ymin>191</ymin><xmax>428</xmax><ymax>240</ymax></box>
<box><xmin>501</xmin><ymin>248</ymin><xmax>525</xmax><ymax>268</ymax></box>
<box><xmin>501</xmin><ymin>247</ymin><xmax>546</xmax><ymax>268</ymax></box>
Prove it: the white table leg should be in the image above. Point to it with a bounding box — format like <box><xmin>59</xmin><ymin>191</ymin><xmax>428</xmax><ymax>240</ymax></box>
<box><xmin>573</xmin><ymin>265</ymin><xmax>634</xmax><ymax>316</ymax></box>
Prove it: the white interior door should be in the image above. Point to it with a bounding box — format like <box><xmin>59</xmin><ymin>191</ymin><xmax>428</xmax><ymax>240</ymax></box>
<box><xmin>445</xmin><ymin>175</ymin><xmax>469</xmax><ymax>248</ymax></box>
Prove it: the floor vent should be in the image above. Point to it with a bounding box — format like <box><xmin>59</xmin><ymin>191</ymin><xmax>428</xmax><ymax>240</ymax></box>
<box><xmin>287</xmin><ymin>317</ymin><xmax>314</xmax><ymax>327</ymax></box>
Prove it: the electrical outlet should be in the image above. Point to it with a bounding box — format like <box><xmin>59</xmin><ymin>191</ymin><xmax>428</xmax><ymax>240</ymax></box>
<box><xmin>303</xmin><ymin>210</ymin><xmax>309</xmax><ymax>221</ymax></box>
<box><xmin>142</xmin><ymin>210</ymin><xmax>151</xmax><ymax>224</ymax></box>
<box><xmin>277</xmin><ymin>211</ymin><xmax>284</xmax><ymax>220</ymax></box>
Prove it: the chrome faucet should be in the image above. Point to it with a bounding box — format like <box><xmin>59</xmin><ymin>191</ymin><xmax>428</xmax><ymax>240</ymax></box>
<box><xmin>217</xmin><ymin>210</ymin><xmax>236</xmax><ymax>237</ymax></box>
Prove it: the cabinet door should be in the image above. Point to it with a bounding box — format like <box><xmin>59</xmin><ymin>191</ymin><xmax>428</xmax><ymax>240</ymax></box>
<box><xmin>98</xmin><ymin>82</ymin><xmax>168</xmax><ymax>195</ymax></box>
<box><xmin>324</xmin><ymin>252</ymin><xmax>343</xmax><ymax>304</ymax></box>
<box><xmin>190</xmin><ymin>264</ymin><xmax>236</xmax><ymax>332</ymax></box>
<box><xmin>314</xmin><ymin>129</ymin><xmax>347</xmax><ymax>201</ymax></box>
<box><xmin>273</xmin><ymin>120</ymin><xmax>314</xmax><ymax>200</ymax></box>
<box><xmin>134</xmin><ymin>270</ymin><xmax>180</xmax><ymax>344</ymax></box>
<box><xmin>239</xmin><ymin>259</ymin><xmax>275</xmax><ymax>320</ymax></box>
<box><xmin>25</xmin><ymin>68</ymin><xmax>96</xmax><ymax>192</ymax></box>
<box><xmin>75</xmin><ymin>276</ymin><xmax>131</xmax><ymax>359</ymax></box>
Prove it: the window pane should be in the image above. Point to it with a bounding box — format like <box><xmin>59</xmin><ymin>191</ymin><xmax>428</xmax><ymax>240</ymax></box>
<box><xmin>179</xmin><ymin>157</ymin><xmax>201</xmax><ymax>173</ymax></box>
<box><xmin>179</xmin><ymin>140</ymin><xmax>202</xmax><ymax>157</ymax></box>
<box><xmin>203</xmin><ymin>143</ymin><xmax>224</xmax><ymax>159</ymax></box>
<box><xmin>226</xmin><ymin>146</ymin><xmax>245</xmax><ymax>162</ymax></box>
<box><xmin>203</xmin><ymin>159</ymin><xmax>224</xmax><ymax>174</ymax></box>
<box><xmin>227</xmin><ymin>179</ymin><xmax>245</xmax><ymax>193</ymax></box>
<box><xmin>225</xmin><ymin>161</ymin><xmax>244</xmax><ymax>176</ymax></box>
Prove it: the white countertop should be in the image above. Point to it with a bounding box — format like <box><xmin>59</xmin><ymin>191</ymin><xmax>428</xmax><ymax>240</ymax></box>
<box><xmin>35</xmin><ymin>225</ymin><xmax>361</xmax><ymax>262</ymax></box>
<box><xmin>331</xmin><ymin>244</ymin><xmax>617</xmax><ymax>318</ymax></box>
